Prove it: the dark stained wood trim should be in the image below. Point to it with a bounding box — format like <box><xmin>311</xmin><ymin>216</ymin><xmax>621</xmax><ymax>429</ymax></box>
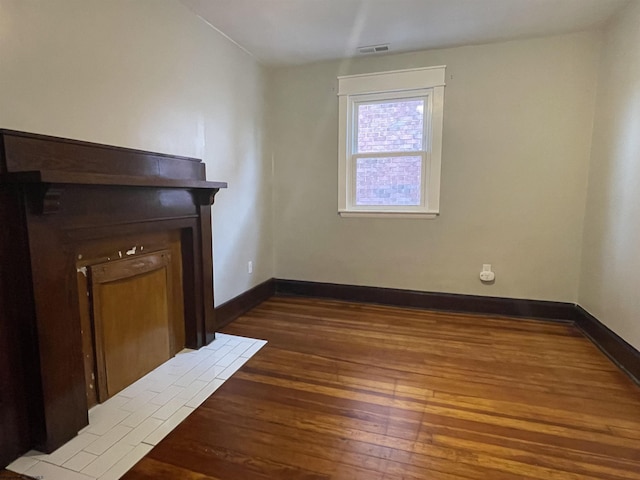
<box><xmin>125</xmin><ymin>296</ymin><xmax>640</xmax><ymax>480</ymax></box>
<box><xmin>0</xmin><ymin>186</ymin><xmax>44</xmax><ymax>468</ymax></box>
<box><xmin>216</xmin><ymin>279</ymin><xmax>639</xmax><ymax>386</ymax></box>
<box><xmin>0</xmin><ymin>128</ymin><xmax>203</xmax><ymax>166</ymax></box>
<box><xmin>273</xmin><ymin>279</ymin><xmax>639</xmax><ymax>384</ymax></box>
<box><xmin>0</xmin><ymin>130</ymin><xmax>226</xmax><ymax>457</ymax></box>
<box><xmin>574</xmin><ymin>305</ymin><xmax>640</xmax><ymax>385</ymax></box>
<box><xmin>0</xmin><ymin>170</ymin><xmax>227</xmax><ymax>190</ymax></box>
<box><xmin>275</xmin><ymin>279</ymin><xmax>577</xmax><ymax>322</ymax></box>
<box><xmin>200</xmin><ymin>204</ymin><xmax>216</xmax><ymax>346</ymax></box>
<box><xmin>215</xmin><ymin>279</ymin><xmax>276</xmax><ymax>330</ymax></box>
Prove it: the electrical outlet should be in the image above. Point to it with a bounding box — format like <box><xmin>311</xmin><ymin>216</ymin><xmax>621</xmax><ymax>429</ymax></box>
<box><xmin>247</xmin><ymin>261</ymin><xmax>253</xmax><ymax>274</ymax></box>
<box><xmin>480</xmin><ymin>264</ymin><xmax>495</xmax><ymax>282</ymax></box>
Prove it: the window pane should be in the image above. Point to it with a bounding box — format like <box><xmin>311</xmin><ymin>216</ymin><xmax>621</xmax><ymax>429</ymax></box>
<box><xmin>357</xmin><ymin>100</ymin><xmax>424</xmax><ymax>153</ymax></box>
<box><xmin>355</xmin><ymin>157</ymin><xmax>422</xmax><ymax>206</ymax></box>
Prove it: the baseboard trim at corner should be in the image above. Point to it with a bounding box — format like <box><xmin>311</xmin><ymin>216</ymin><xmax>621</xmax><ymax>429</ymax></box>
<box><xmin>215</xmin><ymin>277</ymin><xmax>639</xmax><ymax>385</ymax></box>
<box><xmin>215</xmin><ymin>278</ymin><xmax>276</xmax><ymax>329</ymax></box>
<box><xmin>574</xmin><ymin>305</ymin><xmax>640</xmax><ymax>385</ymax></box>
<box><xmin>275</xmin><ymin>279</ymin><xmax>577</xmax><ymax>322</ymax></box>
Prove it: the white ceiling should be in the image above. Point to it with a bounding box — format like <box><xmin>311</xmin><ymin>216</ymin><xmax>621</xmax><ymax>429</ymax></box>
<box><xmin>181</xmin><ymin>0</ymin><xmax>630</xmax><ymax>66</ymax></box>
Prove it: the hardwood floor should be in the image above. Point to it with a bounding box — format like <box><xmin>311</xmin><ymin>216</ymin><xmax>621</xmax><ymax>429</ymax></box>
<box><xmin>0</xmin><ymin>472</ymin><xmax>32</xmax><ymax>479</ymax></box>
<box><xmin>122</xmin><ymin>296</ymin><xmax>639</xmax><ymax>479</ymax></box>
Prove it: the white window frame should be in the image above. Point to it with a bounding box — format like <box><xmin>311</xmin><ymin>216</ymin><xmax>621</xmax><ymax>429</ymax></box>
<box><xmin>338</xmin><ymin>66</ymin><xmax>446</xmax><ymax>218</ymax></box>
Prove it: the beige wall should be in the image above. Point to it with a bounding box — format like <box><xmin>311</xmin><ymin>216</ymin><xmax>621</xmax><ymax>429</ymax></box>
<box><xmin>0</xmin><ymin>0</ymin><xmax>273</xmax><ymax>305</ymax></box>
<box><xmin>4</xmin><ymin>0</ymin><xmax>635</xmax><ymax>352</ymax></box>
<box><xmin>269</xmin><ymin>32</ymin><xmax>600</xmax><ymax>302</ymax></box>
<box><xmin>579</xmin><ymin>1</ymin><xmax>640</xmax><ymax>350</ymax></box>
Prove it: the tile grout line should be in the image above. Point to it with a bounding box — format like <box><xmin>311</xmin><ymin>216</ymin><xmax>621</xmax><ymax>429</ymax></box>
<box><xmin>8</xmin><ymin>335</ymin><xmax>267</xmax><ymax>480</ymax></box>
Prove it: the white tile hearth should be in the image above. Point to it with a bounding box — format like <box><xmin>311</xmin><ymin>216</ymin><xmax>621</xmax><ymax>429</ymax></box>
<box><xmin>7</xmin><ymin>333</ymin><xmax>266</xmax><ymax>480</ymax></box>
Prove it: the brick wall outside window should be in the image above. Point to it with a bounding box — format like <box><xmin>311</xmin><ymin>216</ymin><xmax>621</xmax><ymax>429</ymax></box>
<box><xmin>356</xmin><ymin>100</ymin><xmax>424</xmax><ymax>205</ymax></box>
<box><xmin>356</xmin><ymin>157</ymin><xmax>422</xmax><ymax>205</ymax></box>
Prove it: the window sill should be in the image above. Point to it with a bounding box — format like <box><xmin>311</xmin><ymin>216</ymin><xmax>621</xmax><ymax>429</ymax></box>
<box><xmin>338</xmin><ymin>211</ymin><xmax>439</xmax><ymax>219</ymax></box>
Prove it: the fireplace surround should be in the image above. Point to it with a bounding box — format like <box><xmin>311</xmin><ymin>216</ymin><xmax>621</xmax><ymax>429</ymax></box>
<box><xmin>0</xmin><ymin>130</ymin><xmax>226</xmax><ymax>466</ymax></box>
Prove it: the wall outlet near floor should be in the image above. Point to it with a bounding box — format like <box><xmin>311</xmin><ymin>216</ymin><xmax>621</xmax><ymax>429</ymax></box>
<box><xmin>480</xmin><ymin>264</ymin><xmax>495</xmax><ymax>282</ymax></box>
<box><xmin>247</xmin><ymin>260</ymin><xmax>253</xmax><ymax>274</ymax></box>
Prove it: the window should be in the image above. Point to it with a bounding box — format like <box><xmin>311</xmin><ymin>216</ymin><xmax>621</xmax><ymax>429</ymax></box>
<box><xmin>337</xmin><ymin>66</ymin><xmax>446</xmax><ymax>218</ymax></box>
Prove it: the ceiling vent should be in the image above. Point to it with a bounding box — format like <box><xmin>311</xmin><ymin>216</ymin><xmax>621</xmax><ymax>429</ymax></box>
<box><xmin>357</xmin><ymin>44</ymin><xmax>390</xmax><ymax>55</ymax></box>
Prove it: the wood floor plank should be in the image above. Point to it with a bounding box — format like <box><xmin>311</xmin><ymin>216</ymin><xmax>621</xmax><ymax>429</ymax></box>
<box><xmin>123</xmin><ymin>296</ymin><xmax>640</xmax><ymax>480</ymax></box>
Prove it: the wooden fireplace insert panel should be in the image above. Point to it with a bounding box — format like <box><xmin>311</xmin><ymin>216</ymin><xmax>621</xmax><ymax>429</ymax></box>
<box><xmin>0</xmin><ymin>129</ymin><xmax>227</xmax><ymax>464</ymax></box>
<box><xmin>76</xmin><ymin>231</ymin><xmax>186</xmax><ymax>408</ymax></box>
<box><xmin>91</xmin><ymin>250</ymin><xmax>174</xmax><ymax>402</ymax></box>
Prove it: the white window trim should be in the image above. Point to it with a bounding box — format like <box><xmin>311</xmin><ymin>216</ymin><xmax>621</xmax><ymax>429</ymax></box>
<box><xmin>338</xmin><ymin>66</ymin><xmax>446</xmax><ymax>218</ymax></box>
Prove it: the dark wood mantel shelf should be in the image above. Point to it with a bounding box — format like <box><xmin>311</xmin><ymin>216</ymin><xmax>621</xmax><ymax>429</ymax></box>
<box><xmin>1</xmin><ymin>169</ymin><xmax>227</xmax><ymax>191</ymax></box>
<box><xmin>1</xmin><ymin>170</ymin><xmax>227</xmax><ymax>214</ymax></box>
<box><xmin>0</xmin><ymin>129</ymin><xmax>227</xmax><ymax>466</ymax></box>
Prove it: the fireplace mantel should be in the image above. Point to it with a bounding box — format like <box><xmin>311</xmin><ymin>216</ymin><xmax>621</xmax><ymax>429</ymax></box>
<box><xmin>0</xmin><ymin>130</ymin><xmax>227</xmax><ymax>465</ymax></box>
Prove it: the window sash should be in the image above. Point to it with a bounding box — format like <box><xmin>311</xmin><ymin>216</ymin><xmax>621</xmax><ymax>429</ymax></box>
<box><xmin>346</xmin><ymin>91</ymin><xmax>433</xmax><ymax>212</ymax></box>
<box><xmin>349</xmin><ymin>152</ymin><xmax>428</xmax><ymax>210</ymax></box>
<box><xmin>352</xmin><ymin>94</ymin><xmax>428</xmax><ymax>155</ymax></box>
<box><xmin>337</xmin><ymin>66</ymin><xmax>445</xmax><ymax>218</ymax></box>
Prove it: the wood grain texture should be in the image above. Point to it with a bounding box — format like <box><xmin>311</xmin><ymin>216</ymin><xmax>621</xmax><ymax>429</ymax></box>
<box><xmin>0</xmin><ymin>472</ymin><xmax>34</xmax><ymax>479</ymax></box>
<box><xmin>575</xmin><ymin>306</ymin><xmax>640</xmax><ymax>383</ymax></box>
<box><xmin>215</xmin><ymin>278</ymin><xmax>276</xmax><ymax>329</ymax></box>
<box><xmin>91</xmin><ymin>251</ymin><xmax>173</xmax><ymax>400</ymax></box>
<box><xmin>0</xmin><ymin>129</ymin><xmax>225</xmax><ymax>456</ymax></box>
<box><xmin>0</xmin><ymin>129</ymin><xmax>204</xmax><ymax>179</ymax></box>
<box><xmin>275</xmin><ymin>279</ymin><xmax>639</xmax><ymax>384</ymax></box>
<box><xmin>77</xmin><ymin>231</ymin><xmax>185</xmax><ymax>408</ymax></box>
<box><xmin>123</xmin><ymin>296</ymin><xmax>640</xmax><ymax>480</ymax></box>
<box><xmin>276</xmin><ymin>279</ymin><xmax>578</xmax><ymax>321</ymax></box>
<box><xmin>0</xmin><ymin>187</ymin><xmax>41</xmax><ymax>467</ymax></box>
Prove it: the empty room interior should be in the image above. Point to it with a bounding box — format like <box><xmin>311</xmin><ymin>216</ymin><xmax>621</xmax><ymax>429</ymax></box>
<box><xmin>1</xmin><ymin>0</ymin><xmax>640</xmax><ymax>479</ymax></box>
